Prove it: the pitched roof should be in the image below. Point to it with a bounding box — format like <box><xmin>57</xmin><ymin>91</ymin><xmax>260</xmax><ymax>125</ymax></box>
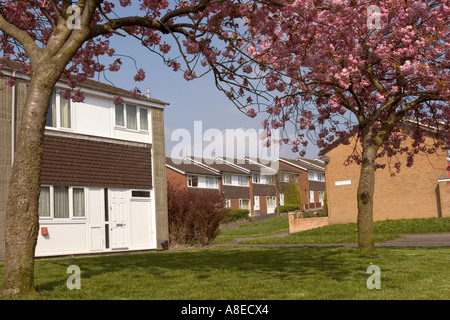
<box><xmin>280</xmin><ymin>157</ymin><xmax>325</xmax><ymax>172</ymax></box>
<box><xmin>0</xmin><ymin>58</ymin><xmax>168</xmax><ymax>106</ymax></box>
<box><xmin>166</xmin><ymin>157</ymin><xmax>220</xmax><ymax>176</ymax></box>
<box><xmin>192</xmin><ymin>157</ymin><xmax>251</xmax><ymax>175</ymax></box>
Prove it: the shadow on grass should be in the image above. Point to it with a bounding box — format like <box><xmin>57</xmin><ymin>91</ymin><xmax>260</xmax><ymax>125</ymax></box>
<box><xmin>33</xmin><ymin>246</ymin><xmax>384</xmax><ymax>297</ymax></box>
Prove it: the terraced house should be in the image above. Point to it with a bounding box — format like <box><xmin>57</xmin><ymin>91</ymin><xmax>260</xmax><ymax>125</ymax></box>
<box><xmin>166</xmin><ymin>156</ymin><xmax>324</xmax><ymax>216</ymax></box>
<box><xmin>0</xmin><ymin>60</ymin><xmax>169</xmax><ymax>259</ymax></box>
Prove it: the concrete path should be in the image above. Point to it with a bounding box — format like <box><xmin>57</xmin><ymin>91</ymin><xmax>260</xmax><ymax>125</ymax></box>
<box><xmin>375</xmin><ymin>232</ymin><xmax>450</xmax><ymax>247</ymax></box>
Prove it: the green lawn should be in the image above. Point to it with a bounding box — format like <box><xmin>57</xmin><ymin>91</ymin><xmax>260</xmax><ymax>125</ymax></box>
<box><xmin>1</xmin><ymin>246</ymin><xmax>449</xmax><ymax>300</ymax></box>
<box><xmin>215</xmin><ymin>216</ymin><xmax>450</xmax><ymax>245</ymax></box>
<box><xmin>1</xmin><ymin>216</ymin><xmax>449</xmax><ymax>300</ymax></box>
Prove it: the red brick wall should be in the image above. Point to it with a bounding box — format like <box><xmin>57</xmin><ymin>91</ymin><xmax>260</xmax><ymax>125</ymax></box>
<box><xmin>279</xmin><ymin>161</ymin><xmax>309</xmax><ymax>210</ymax></box>
<box><xmin>41</xmin><ymin>133</ymin><xmax>152</xmax><ymax>189</ymax></box>
<box><xmin>288</xmin><ymin>213</ymin><xmax>329</xmax><ymax>233</ymax></box>
<box><xmin>166</xmin><ymin>167</ymin><xmax>188</xmax><ymax>189</ymax></box>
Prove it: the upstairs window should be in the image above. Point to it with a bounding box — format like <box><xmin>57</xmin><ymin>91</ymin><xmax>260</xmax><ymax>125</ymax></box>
<box><xmin>115</xmin><ymin>103</ymin><xmax>149</xmax><ymax>131</ymax></box>
<box><xmin>308</xmin><ymin>171</ymin><xmax>325</xmax><ymax>182</ymax></box>
<box><xmin>188</xmin><ymin>175</ymin><xmax>198</xmax><ymax>187</ymax></box>
<box><xmin>46</xmin><ymin>92</ymin><xmax>71</xmax><ymax>129</ymax></box>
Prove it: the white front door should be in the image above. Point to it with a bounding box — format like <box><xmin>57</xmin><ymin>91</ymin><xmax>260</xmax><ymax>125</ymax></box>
<box><xmin>254</xmin><ymin>196</ymin><xmax>260</xmax><ymax>211</ymax></box>
<box><xmin>109</xmin><ymin>189</ymin><xmax>128</xmax><ymax>249</ymax></box>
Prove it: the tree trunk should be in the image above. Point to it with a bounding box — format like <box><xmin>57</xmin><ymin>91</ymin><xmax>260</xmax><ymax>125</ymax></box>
<box><xmin>356</xmin><ymin>135</ymin><xmax>378</xmax><ymax>251</ymax></box>
<box><xmin>1</xmin><ymin>65</ymin><xmax>60</xmax><ymax>299</ymax></box>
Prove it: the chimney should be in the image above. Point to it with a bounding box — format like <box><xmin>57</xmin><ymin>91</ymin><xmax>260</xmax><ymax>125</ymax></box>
<box><xmin>146</xmin><ymin>88</ymin><xmax>151</xmax><ymax>98</ymax></box>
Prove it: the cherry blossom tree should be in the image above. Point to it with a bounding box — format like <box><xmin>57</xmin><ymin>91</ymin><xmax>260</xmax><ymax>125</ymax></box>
<box><xmin>0</xmin><ymin>0</ymin><xmax>284</xmax><ymax>299</ymax></box>
<box><xmin>1</xmin><ymin>0</ymin><xmax>449</xmax><ymax>299</ymax></box>
<box><xmin>222</xmin><ymin>0</ymin><xmax>449</xmax><ymax>250</ymax></box>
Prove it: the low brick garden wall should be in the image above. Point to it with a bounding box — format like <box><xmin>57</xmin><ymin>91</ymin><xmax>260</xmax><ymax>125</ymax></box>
<box><xmin>288</xmin><ymin>212</ymin><xmax>329</xmax><ymax>234</ymax></box>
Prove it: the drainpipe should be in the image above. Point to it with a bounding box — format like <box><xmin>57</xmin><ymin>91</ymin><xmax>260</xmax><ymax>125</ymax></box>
<box><xmin>11</xmin><ymin>71</ymin><xmax>16</xmax><ymax>165</ymax></box>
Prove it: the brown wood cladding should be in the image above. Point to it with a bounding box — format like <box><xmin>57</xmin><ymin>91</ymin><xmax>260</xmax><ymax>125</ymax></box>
<box><xmin>41</xmin><ymin>134</ymin><xmax>152</xmax><ymax>189</ymax></box>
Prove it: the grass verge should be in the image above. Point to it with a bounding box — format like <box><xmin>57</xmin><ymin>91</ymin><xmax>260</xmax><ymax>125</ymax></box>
<box><xmin>215</xmin><ymin>216</ymin><xmax>450</xmax><ymax>245</ymax></box>
<box><xmin>1</xmin><ymin>246</ymin><xmax>449</xmax><ymax>300</ymax></box>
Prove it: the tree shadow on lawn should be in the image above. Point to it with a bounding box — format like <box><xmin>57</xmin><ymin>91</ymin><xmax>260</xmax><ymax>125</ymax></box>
<box><xmin>34</xmin><ymin>246</ymin><xmax>383</xmax><ymax>296</ymax></box>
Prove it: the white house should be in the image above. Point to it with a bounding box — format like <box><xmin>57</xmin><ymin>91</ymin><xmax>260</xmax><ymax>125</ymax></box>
<box><xmin>0</xmin><ymin>60</ymin><xmax>169</xmax><ymax>259</ymax></box>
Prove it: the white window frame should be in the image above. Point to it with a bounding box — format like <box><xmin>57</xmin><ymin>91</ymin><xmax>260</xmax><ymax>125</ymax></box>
<box><xmin>308</xmin><ymin>171</ymin><xmax>325</xmax><ymax>182</ymax></box>
<box><xmin>225</xmin><ymin>199</ymin><xmax>231</xmax><ymax>208</ymax></box>
<box><xmin>115</xmin><ymin>103</ymin><xmax>149</xmax><ymax>132</ymax></box>
<box><xmin>252</xmin><ymin>173</ymin><xmax>261</xmax><ymax>183</ymax></box>
<box><xmin>38</xmin><ymin>185</ymin><xmax>87</xmax><ymax>220</ymax></box>
<box><xmin>239</xmin><ymin>199</ymin><xmax>250</xmax><ymax>210</ymax></box>
<box><xmin>237</xmin><ymin>175</ymin><xmax>249</xmax><ymax>186</ymax></box>
<box><xmin>187</xmin><ymin>175</ymin><xmax>198</xmax><ymax>187</ymax></box>
<box><xmin>45</xmin><ymin>92</ymin><xmax>73</xmax><ymax>130</ymax></box>
<box><xmin>205</xmin><ymin>176</ymin><xmax>219</xmax><ymax>188</ymax></box>
<box><xmin>223</xmin><ymin>174</ymin><xmax>232</xmax><ymax>185</ymax></box>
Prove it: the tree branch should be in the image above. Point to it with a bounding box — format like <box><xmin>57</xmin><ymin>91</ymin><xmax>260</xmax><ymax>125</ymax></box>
<box><xmin>0</xmin><ymin>13</ymin><xmax>42</xmax><ymax>61</ymax></box>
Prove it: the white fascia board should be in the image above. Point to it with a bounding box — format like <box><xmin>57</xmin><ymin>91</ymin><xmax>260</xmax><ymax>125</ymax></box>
<box><xmin>189</xmin><ymin>158</ymin><xmax>221</xmax><ymax>174</ymax></box>
<box><xmin>213</xmin><ymin>157</ymin><xmax>251</xmax><ymax>174</ymax></box>
<box><xmin>245</xmin><ymin>157</ymin><xmax>278</xmax><ymax>174</ymax></box>
<box><xmin>165</xmin><ymin>164</ymin><xmax>186</xmax><ymax>175</ymax></box>
<box><xmin>295</xmin><ymin>158</ymin><xmax>325</xmax><ymax>171</ymax></box>
<box><xmin>183</xmin><ymin>157</ymin><xmax>222</xmax><ymax>175</ymax></box>
<box><xmin>278</xmin><ymin>158</ymin><xmax>309</xmax><ymax>171</ymax></box>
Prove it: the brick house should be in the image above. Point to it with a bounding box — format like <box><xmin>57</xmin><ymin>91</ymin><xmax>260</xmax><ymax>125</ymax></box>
<box><xmin>278</xmin><ymin>157</ymin><xmax>326</xmax><ymax>210</ymax></box>
<box><xmin>0</xmin><ymin>60</ymin><xmax>169</xmax><ymax>259</ymax></box>
<box><xmin>166</xmin><ymin>156</ymin><xmax>303</xmax><ymax>216</ymax></box>
<box><xmin>322</xmin><ymin>128</ymin><xmax>450</xmax><ymax>225</ymax></box>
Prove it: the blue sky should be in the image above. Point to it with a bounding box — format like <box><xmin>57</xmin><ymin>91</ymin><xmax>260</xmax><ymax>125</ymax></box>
<box><xmin>98</xmin><ymin>5</ymin><xmax>321</xmax><ymax>161</ymax></box>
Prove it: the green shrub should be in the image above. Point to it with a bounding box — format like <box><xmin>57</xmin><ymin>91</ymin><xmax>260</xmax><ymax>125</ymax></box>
<box><xmin>274</xmin><ymin>204</ymin><xmax>301</xmax><ymax>213</ymax></box>
<box><xmin>284</xmin><ymin>179</ymin><xmax>302</xmax><ymax>206</ymax></box>
<box><xmin>223</xmin><ymin>209</ymin><xmax>250</xmax><ymax>223</ymax></box>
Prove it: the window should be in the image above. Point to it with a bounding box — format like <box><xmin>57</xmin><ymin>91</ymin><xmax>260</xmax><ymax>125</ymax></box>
<box><xmin>188</xmin><ymin>175</ymin><xmax>198</xmax><ymax>187</ymax></box>
<box><xmin>239</xmin><ymin>199</ymin><xmax>250</xmax><ymax>210</ymax></box>
<box><xmin>132</xmin><ymin>190</ymin><xmax>151</xmax><ymax>198</ymax></box>
<box><xmin>73</xmin><ymin>188</ymin><xmax>85</xmax><ymax>217</ymax></box>
<box><xmin>46</xmin><ymin>92</ymin><xmax>71</xmax><ymax>129</ymax></box>
<box><xmin>38</xmin><ymin>186</ymin><xmax>86</xmax><ymax>219</ymax></box>
<box><xmin>54</xmin><ymin>186</ymin><xmax>69</xmax><ymax>218</ymax></box>
<box><xmin>308</xmin><ymin>171</ymin><xmax>325</xmax><ymax>182</ymax></box>
<box><xmin>205</xmin><ymin>177</ymin><xmax>219</xmax><ymax>188</ymax></box>
<box><xmin>279</xmin><ymin>193</ymin><xmax>284</xmax><ymax>205</ymax></box>
<box><xmin>264</xmin><ymin>175</ymin><xmax>275</xmax><ymax>184</ymax></box>
<box><xmin>126</xmin><ymin>104</ymin><xmax>137</xmax><ymax>130</ymax></box>
<box><xmin>223</xmin><ymin>174</ymin><xmax>232</xmax><ymax>185</ymax></box>
<box><xmin>252</xmin><ymin>173</ymin><xmax>260</xmax><ymax>183</ymax></box>
<box><xmin>310</xmin><ymin>191</ymin><xmax>315</xmax><ymax>203</ymax></box>
<box><xmin>115</xmin><ymin>103</ymin><xmax>149</xmax><ymax>131</ymax></box>
<box><xmin>238</xmin><ymin>175</ymin><xmax>249</xmax><ymax>186</ymax></box>
<box><xmin>115</xmin><ymin>103</ymin><xmax>124</xmax><ymax>126</ymax></box>
<box><xmin>225</xmin><ymin>199</ymin><xmax>231</xmax><ymax>208</ymax></box>
<box><xmin>140</xmin><ymin>108</ymin><xmax>149</xmax><ymax>131</ymax></box>
<box><xmin>38</xmin><ymin>186</ymin><xmax>51</xmax><ymax>217</ymax></box>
